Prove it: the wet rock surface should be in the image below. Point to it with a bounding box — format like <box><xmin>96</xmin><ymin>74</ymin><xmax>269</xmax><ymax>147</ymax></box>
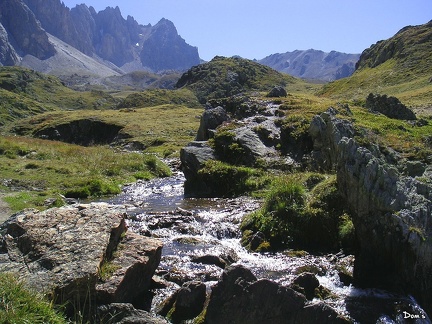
<box><xmin>97</xmin><ymin>303</ymin><xmax>169</xmax><ymax>324</ymax></box>
<box><xmin>205</xmin><ymin>265</ymin><xmax>349</xmax><ymax>324</ymax></box>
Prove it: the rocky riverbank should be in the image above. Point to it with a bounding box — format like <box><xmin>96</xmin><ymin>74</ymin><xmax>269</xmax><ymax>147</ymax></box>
<box><xmin>180</xmin><ymin>99</ymin><xmax>432</xmax><ymax>318</ymax></box>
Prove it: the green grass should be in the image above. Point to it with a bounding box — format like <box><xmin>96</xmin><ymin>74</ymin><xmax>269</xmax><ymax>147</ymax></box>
<box><xmin>241</xmin><ymin>173</ymin><xmax>354</xmax><ymax>251</ymax></box>
<box><xmin>0</xmin><ymin>66</ymin><xmax>120</xmax><ymax>126</ymax></box>
<box><xmin>0</xmin><ymin>136</ymin><xmax>171</xmax><ymax>210</ymax></box>
<box><xmin>119</xmin><ymin>88</ymin><xmax>201</xmax><ymax>109</ymax></box>
<box><xmin>320</xmin><ymin>60</ymin><xmax>432</xmax><ymax>109</ymax></box>
<box><xmin>346</xmin><ymin>106</ymin><xmax>432</xmax><ymax>161</ymax></box>
<box><xmin>9</xmin><ymin>103</ymin><xmax>202</xmax><ymax>157</ymax></box>
<box><xmin>0</xmin><ymin>273</ymin><xmax>67</xmax><ymax>324</ymax></box>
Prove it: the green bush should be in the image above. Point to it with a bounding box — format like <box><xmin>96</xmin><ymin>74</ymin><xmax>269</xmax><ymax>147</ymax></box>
<box><xmin>144</xmin><ymin>155</ymin><xmax>171</xmax><ymax>177</ymax></box>
<box><xmin>64</xmin><ymin>186</ymin><xmax>91</xmax><ymax>199</ymax></box>
<box><xmin>241</xmin><ymin>174</ymin><xmax>354</xmax><ymax>252</ymax></box>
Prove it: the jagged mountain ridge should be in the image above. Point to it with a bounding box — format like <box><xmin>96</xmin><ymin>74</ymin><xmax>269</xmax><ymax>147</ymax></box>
<box><xmin>0</xmin><ymin>0</ymin><xmax>201</xmax><ymax>76</ymax></box>
<box><xmin>259</xmin><ymin>49</ymin><xmax>360</xmax><ymax>81</ymax></box>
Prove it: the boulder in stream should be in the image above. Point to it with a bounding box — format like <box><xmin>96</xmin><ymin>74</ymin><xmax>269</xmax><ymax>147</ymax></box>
<box><xmin>204</xmin><ymin>265</ymin><xmax>348</xmax><ymax>324</ymax></box>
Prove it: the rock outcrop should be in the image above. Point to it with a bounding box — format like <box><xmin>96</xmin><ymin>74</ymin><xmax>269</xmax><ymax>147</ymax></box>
<box><xmin>0</xmin><ymin>0</ymin><xmax>55</xmax><ymax>61</ymax></box>
<box><xmin>204</xmin><ymin>265</ymin><xmax>348</xmax><ymax>323</ymax></box>
<box><xmin>0</xmin><ymin>23</ymin><xmax>19</xmax><ymax>66</ymax></box>
<box><xmin>309</xmin><ymin>108</ymin><xmax>432</xmax><ymax>316</ymax></box>
<box><xmin>365</xmin><ymin>93</ymin><xmax>416</xmax><ymax>120</ymax></box>
<box><xmin>0</xmin><ymin>203</ymin><xmax>163</xmax><ymax>318</ymax></box>
<box><xmin>180</xmin><ymin>98</ymin><xmax>291</xmax><ymax>197</ymax></box>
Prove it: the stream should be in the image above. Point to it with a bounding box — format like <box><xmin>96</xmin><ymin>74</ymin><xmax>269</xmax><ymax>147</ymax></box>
<box><xmin>103</xmin><ymin>165</ymin><xmax>430</xmax><ymax>324</ymax></box>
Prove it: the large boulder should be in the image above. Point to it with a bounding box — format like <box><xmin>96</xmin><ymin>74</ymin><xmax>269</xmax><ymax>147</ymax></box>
<box><xmin>180</xmin><ymin>141</ymin><xmax>216</xmax><ymax>197</ymax></box>
<box><xmin>158</xmin><ymin>281</ymin><xmax>206</xmax><ymax>323</ymax></box>
<box><xmin>0</xmin><ymin>203</ymin><xmax>162</xmax><ymax>317</ymax></box>
<box><xmin>266</xmin><ymin>85</ymin><xmax>287</xmax><ymax>97</ymax></box>
<box><xmin>204</xmin><ymin>265</ymin><xmax>347</xmax><ymax>324</ymax></box>
<box><xmin>96</xmin><ymin>232</ymin><xmax>162</xmax><ymax>305</ymax></box>
<box><xmin>195</xmin><ymin>106</ymin><xmax>230</xmax><ymax>141</ymax></box>
<box><xmin>365</xmin><ymin>93</ymin><xmax>416</xmax><ymax>120</ymax></box>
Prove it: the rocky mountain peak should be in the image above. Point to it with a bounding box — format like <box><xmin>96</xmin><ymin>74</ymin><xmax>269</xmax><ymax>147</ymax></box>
<box><xmin>140</xmin><ymin>18</ymin><xmax>200</xmax><ymax>72</ymax></box>
<box><xmin>0</xmin><ymin>0</ymin><xmax>201</xmax><ymax>75</ymax></box>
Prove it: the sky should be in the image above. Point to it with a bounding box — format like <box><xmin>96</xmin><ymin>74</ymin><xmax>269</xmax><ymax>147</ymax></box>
<box><xmin>61</xmin><ymin>0</ymin><xmax>432</xmax><ymax>61</ymax></box>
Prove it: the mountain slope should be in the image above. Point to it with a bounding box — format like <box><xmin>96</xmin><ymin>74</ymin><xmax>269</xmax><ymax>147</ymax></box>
<box><xmin>19</xmin><ymin>34</ymin><xmax>122</xmax><ymax>77</ymax></box>
<box><xmin>0</xmin><ymin>0</ymin><xmax>201</xmax><ymax>75</ymax></box>
<box><xmin>0</xmin><ymin>66</ymin><xmax>119</xmax><ymax>126</ymax></box>
<box><xmin>320</xmin><ymin>21</ymin><xmax>432</xmax><ymax>109</ymax></box>
<box><xmin>259</xmin><ymin>49</ymin><xmax>360</xmax><ymax>81</ymax></box>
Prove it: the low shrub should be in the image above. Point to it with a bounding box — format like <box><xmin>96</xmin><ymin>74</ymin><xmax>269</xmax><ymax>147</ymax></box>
<box><xmin>241</xmin><ymin>174</ymin><xmax>354</xmax><ymax>252</ymax></box>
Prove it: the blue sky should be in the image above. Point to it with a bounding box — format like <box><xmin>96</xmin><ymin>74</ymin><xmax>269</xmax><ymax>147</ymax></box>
<box><xmin>62</xmin><ymin>0</ymin><xmax>431</xmax><ymax>61</ymax></box>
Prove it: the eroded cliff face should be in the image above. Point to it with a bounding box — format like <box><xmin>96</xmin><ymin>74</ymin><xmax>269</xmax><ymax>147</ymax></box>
<box><xmin>0</xmin><ymin>0</ymin><xmax>55</xmax><ymax>61</ymax></box>
<box><xmin>309</xmin><ymin>109</ymin><xmax>432</xmax><ymax>315</ymax></box>
<box><xmin>0</xmin><ymin>23</ymin><xmax>19</xmax><ymax>66</ymax></box>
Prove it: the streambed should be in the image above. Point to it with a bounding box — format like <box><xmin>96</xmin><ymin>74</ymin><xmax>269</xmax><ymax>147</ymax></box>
<box><xmin>103</xmin><ymin>168</ymin><xmax>430</xmax><ymax>323</ymax></box>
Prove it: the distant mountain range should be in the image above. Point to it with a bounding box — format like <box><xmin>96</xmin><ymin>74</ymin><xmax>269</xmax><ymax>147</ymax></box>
<box><xmin>258</xmin><ymin>50</ymin><xmax>360</xmax><ymax>81</ymax></box>
<box><xmin>0</xmin><ymin>0</ymin><xmax>360</xmax><ymax>82</ymax></box>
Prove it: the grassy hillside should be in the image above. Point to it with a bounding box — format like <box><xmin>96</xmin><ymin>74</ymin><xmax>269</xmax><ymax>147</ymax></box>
<box><xmin>0</xmin><ymin>67</ymin><xmax>120</xmax><ymax>126</ymax></box>
<box><xmin>320</xmin><ymin>21</ymin><xmax>432</xmax><ymax>111</ymax></box>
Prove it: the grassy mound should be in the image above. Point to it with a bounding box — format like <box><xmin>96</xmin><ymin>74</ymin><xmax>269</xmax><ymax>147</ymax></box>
<box><xmin>176</xmin><ymin>56</ymin><xmax>298</xmax><ymax>103</ymax></box>
<box><xmin>0</xmin><ymin>66</ymin><xmax>120</xmax><ymax>126</ymax></box>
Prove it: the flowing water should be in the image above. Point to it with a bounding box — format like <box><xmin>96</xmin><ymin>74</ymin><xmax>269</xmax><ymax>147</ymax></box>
<box><xmin>104</xmin><ymin>167</ymin><xmax>430</xmax><ymax>324</ymax></box>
